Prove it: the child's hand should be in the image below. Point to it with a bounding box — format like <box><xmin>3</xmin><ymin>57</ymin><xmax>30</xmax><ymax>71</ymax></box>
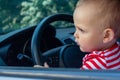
<box><xmin>34</xmin><ymin>62</ymin><xmax>49</xmax><ymax>68</ymax></box>
<box><xmin>44</xmin><ymin>62</ymin><xmax>49</xmax><ymax>68</ymax></box>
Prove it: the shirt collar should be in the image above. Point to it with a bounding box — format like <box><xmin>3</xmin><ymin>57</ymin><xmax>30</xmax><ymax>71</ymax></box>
<box><xmin>92</xmin><ymin>42</ymin><xmax>119</xmax><ymax>54</ymax></box>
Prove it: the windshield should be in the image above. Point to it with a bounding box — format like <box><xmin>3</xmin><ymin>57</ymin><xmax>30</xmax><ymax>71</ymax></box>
<box><xmin>0</xmin><ymin>0</ymin><xmax>77</xmax><ymax>35</ymax></box>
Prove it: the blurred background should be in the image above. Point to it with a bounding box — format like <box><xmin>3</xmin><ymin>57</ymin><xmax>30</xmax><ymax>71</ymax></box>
<box><xmin>0</xmin><ymin>0</ymin><xmax>78</xmax><ymax>34</ymax></box>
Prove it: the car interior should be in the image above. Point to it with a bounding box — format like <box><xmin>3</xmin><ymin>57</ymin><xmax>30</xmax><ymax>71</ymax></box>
<box><xmin>0</xmin><ymin>0</ymin><xmax>119</xmax><ymax>80</ymax></box>
<box><xmin>0</xmin><ymin>14</ymin><xmax>88</xmax><ymax>68</ymax></box>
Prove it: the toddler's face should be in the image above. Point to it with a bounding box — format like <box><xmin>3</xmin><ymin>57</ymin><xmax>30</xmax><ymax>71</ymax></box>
<box><xmin>73</xmin><ymin>4</ymin><xmax>106</xmax><ymax>52</ymax></box>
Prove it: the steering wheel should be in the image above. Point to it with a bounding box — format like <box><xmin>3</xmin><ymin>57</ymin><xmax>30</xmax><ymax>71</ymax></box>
<box><xmin>31</xmin><ymin>14</ymin><xmax>73</xmax><ymax>66</ymax></box>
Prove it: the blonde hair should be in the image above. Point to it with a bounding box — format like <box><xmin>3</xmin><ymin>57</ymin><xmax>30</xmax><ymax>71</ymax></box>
<box><xmin>76</xmin><ymin>0</ymin><xmax>120</xmax><ymax>38</ymax></box>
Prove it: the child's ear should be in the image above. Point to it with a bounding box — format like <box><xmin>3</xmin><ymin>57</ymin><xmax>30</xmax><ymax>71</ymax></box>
<box><xmin>103</xmin><ymin>28</ymin><xmax>115</xmax><ymax>43</ymax></box>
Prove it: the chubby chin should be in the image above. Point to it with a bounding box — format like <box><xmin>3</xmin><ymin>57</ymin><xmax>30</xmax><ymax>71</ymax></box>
<box><xmin>79</xmin><ymin>46</ymin><xmax>91</xmax><ymax>53</ymax></box>
<box><xmin>79</xmin><ymin>46</ymin><xmax>86</xmax><ymax>52</ymax></box>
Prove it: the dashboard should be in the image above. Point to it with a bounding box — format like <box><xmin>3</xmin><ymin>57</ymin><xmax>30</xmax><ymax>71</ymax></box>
<box><xmin>0</xmin><ymin>25</ymin><xmax>76</xmax><ymax>67</ymax></box>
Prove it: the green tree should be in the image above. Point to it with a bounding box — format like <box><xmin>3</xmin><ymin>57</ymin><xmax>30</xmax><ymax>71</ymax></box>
<box><xmin>0</xmin><ymin>0</ymin><xmax>24</xmax><ymax>34</ymax></box>
<box><xmin>20</xmin><ymin>0</ymin><xmax>77</xmax><ymax>27</ymax></box>
<box><xmin>0</xmin><ymin>0</ymin><xmax>78</xmax><ymax>34</ymax></box>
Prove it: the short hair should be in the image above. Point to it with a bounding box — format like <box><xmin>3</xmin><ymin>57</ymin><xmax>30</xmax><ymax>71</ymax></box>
<box><xmin>75</xmin><ymin>0</ymin><xmax>120</xmax><ymax>38</ymax></box>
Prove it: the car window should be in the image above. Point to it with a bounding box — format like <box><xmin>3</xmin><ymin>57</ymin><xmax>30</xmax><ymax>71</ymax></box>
<box><xmin>0</xmin><ymin>0</ymin><xmax>77</xmax><ymax>35</ymax></box>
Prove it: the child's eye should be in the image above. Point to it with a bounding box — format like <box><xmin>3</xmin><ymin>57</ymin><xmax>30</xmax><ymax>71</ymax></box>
<box><xmin>75</xmin><ymin>26</ymin><xmax>85</xmax><ymax>33</ymax></box>
<box><xmin>78</xmin><ymin>28</ymin><xmax>85</xmax><ymax>32</ymax></box>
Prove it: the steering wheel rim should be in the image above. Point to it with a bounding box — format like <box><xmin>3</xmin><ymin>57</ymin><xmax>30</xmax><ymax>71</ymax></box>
<box><xmin>31</xmin><ymin>13</ymin><xmax>73</xmax><ymax>65</ymax></box>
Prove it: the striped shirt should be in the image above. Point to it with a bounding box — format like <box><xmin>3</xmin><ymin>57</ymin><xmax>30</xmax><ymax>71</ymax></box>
<box><xmin>81</xmin><ymin>42</ymin><xmax>120</xmax><ymax>70</ymax></box>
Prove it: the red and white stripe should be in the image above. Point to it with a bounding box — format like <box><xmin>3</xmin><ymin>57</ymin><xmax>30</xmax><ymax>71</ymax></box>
<box><xmin>81</xmin><ymin>42</ymin><xmax>120</xmax><ymax>70</ymax></box>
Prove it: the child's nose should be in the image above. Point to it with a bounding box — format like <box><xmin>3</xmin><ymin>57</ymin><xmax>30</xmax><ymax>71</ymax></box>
<box><xmin>74</xmin><ymin>31</ymin><xmax>78</xmax><ymax>38</ymax></box>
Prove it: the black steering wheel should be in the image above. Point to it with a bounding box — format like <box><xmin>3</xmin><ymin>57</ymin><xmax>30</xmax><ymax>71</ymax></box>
<box><xmin>31</xmin><ymin>14</ymin><xmax>73</xmax><ymax>66</ymax></box>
